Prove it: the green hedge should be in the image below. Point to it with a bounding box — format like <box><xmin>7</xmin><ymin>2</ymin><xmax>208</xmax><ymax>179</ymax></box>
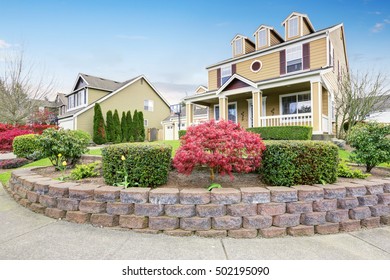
<box><xmin>178</xmin><ymin>130</ymin><xmax>186</xmax><ymax>139</ymax></box>
<box><xmin>261</xmin><ymin>140</ymin><xmax>338</xmax><ymax>186</ymax></box>
<box><xmin>247</xmin><ymin>126</ymin><xmax>312</xmax><ymax>140</ymax></box>
<box><xmin>12</xmin><ymin>134</ymin><xmax>43</xmax><ymax>160</ymax></box>
<box><xmin>102</xmin><ymin>143</ymin><xmax>172</xmax><ymax>187</ymax></box>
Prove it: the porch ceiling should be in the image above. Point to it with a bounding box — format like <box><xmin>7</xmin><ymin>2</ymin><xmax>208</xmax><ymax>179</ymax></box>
<box><xmin>262</xmin><ymin>82</ymin><xmax>310</xmax><ymax>96</ymax></box>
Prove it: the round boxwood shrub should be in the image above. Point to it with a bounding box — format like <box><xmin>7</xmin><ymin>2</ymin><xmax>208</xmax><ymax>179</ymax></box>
<box><xmin>13</xmin><ymin>134</ymin><xmax>44</xmax><ymax>160</ymax></box>
<box><xmin>102</xmin><ymin>143</ymin><xmax>172</xmax><ymax>187</ymax></box>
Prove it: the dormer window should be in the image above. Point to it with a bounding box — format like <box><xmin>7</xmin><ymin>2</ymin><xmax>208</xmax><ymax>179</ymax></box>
<box><xmin>258</xmin><ymin>29</ymin><xmax>267</xmax><ymax>47</ymax></box>
<box><xmin>288</xmin><ymin>17</ymin><xmax>299</xmax><ymax>37</ymax></box>
<box><xmin>234</xmin><ymin>38</ymin><xmax>243</xmax><ymax>56</ymax></box>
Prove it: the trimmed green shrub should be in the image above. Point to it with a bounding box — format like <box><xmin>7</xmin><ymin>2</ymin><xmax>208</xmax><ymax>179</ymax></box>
<box><xmin>113</xmin><ymin>109</ymin><xmax>122</xmax><ymax>143</ymax></box>
<box><xmin>347</xmin><ymin>122</ymin><xmax>390</xmax><ymax>172</ymax></box>
<box><xmin>13</xmin><ymin>134</ymin><xmax>43</xmax><ymax>160</ymax></box>
<box><xmin>138</xmin><ymin>111</ymin><xmax>145</xmax><ymax>142</ymax></box>
<box><xmin>178</xmin><ymin>130</ymin><xmax>186</xmax><ymax>139</ymax></box>
<box><xmin>70</xmin><ymin>162</ymin><xmax>100</xmax><ymax>180</ymax></box>
<box><xmin>38</xmin><ymin>128</ymin><xmax>90</xmax><ymax>167</ymax></box>
<box><xmin>121</xmin><ymin>111</ymin><xmax>128</xmax><ymax>143</ymax></box>
<box><xmin>261</xmin><ymin>140</ymin><xmax>338</xmax><ymax>186</ymax></box>
<box><xmin>93</xmin><ymin>103</ymin><xmax>106</xmax><ymax>144</ymax></box>
<box><xmin>126</xmin><ymin>110</ymin><xmax>133</xmax><ymax>142</ymax></box>
<box><xmin>102</xmin><ymin>143</ymin><xmax>172</xmax><ymax>187</ymax></box>
<box><xmin>247</xmin><ymin>126</ymin><xmax>312</xmax><ymax>140</ymax></box>
<box><xmin>132</xmin><ymin>110</ymin><xmax>140</xmax><ymax>142</ymax></box>
<box><xmin>337</xmin><ymin>160</ymin><xmax>370</xmax><ymax>179</ymax></box>
<box><xmin>106</xmin><ymin>110</ymin><xmax>114</xmax><ymax>142</ymax></box>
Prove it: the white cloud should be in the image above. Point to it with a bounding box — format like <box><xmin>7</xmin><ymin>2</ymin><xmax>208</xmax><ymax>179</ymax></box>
<box><xmin>0</xmin><ymin>39</ymin><xmax>11</xmax><ymax>48</ymax></box>
<box><xmin>372</xmin><ymin>18</ymin><xmax>390</xmax><ymax>33</ymax></box>
<box><xmin>369</xmin><ymin>11</ymin><xmax>382</xmax><ymax>15</ymax></box>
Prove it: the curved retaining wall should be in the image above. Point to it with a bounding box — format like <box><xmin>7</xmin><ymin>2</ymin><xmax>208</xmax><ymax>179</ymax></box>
<box><xmin>5</xmin><ymin>167</ymin><xmax>390</xmax><ymax>238</ymax></box>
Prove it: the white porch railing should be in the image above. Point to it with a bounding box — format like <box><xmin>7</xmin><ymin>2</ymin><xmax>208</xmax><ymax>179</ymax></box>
<box><xmin>322</xmin><ymin>114</ymin><xmax>329</xmax><ymax>133</ymax></box>
<box><xmin>259</xmin><ymin>113</ymin><xmax>312</xmax><ymax>127</ymax></box>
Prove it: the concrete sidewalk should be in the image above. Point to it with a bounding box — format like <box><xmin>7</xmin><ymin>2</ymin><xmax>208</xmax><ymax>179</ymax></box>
<box><xmin>1</xmin><ymin>182</ymin><xmax>390</xmax><ymax>260</ymax></box>
<box><xmin>0</xmin><ymin>152</ymin><xmax>16</xmax><ymax>160</ymax></box>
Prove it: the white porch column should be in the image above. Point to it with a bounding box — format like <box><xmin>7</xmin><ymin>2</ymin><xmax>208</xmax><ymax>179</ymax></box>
<box><xmin>185</xmin><ymin>102</ymin><xmax>194</xmax><ymax>127</ymax></box>
<box><xmin>219</xmin><ymin>96</ymin><xmax>228</xmax><ymax>121</ymax></box>
<box><xmin>252</xmin><ymin>90</ymin><xmax>262</xmax><ymax>127</ymax></box>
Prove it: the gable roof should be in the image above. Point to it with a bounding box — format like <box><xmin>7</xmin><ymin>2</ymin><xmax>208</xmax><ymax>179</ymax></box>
<box><xmin>216</xmin><ymin>74</ymin><xmax>258</xmax><ymax>95</ymax></box>
<box><xmin>252</xmin><ymin>25</ymin><xmax>284</xmax><ymax>42</ymax></box>
<box><xmin>282</xmin><ymin>12</ymin><xmax>315</xmax><ymax>32</ymax></box>
<box><xmin>72</xmin><ymin>75</ymin><xmax>170</xmax><ymax>119</ymax></box>
<box><xmin>55</xmin><ymin>93</ymin><xmax>67</xmax><ymax>106</ymax></box>
<box><xmin>71</xmin><ymin>73</ymin><xmax>123</xmax><ymax>92</ymax></box>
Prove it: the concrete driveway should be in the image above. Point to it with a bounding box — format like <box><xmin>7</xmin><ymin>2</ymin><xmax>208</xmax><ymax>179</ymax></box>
<box><xmin>1</xmin><ymin>182</ymin><xmax>390</xmax><ymax>260</ymax></box>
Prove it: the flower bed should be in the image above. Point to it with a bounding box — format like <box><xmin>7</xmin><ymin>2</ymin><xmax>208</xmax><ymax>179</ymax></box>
<box><xmin>4</xmin><ymin>167</ymin><xmax>390</xmax><ymax>238</ymax></box>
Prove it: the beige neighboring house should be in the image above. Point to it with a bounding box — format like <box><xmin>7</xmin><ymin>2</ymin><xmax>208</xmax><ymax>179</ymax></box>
<box><xmin>183</xmin><ymin>12</ymin><xmax>349</xmax><ymax>138</ymax></box>
<box><xmin>58</xmin><ymin>73</ymin><xmax>170</xmax><ymax>140</ymax></box>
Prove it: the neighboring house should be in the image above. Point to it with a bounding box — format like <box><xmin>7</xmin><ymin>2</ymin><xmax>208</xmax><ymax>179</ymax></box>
<box><xmin>162</xmin><ymin>104</ymin><xmax>209</xmax><ymax>140</ymax></box>
<box><xmin>58</xmin><ymin>73</ymin><xmax>170</xmax><ymax>140</ymax></box>
<box><xmin>365</xmin><ymin>95</ymin><xmax>390</xmax><ymax>123</ymax></box>
<box><xmin>182</xmin><ymin>12</ymin><xmax>348</xmax><ymax>137</ymax></box>
<box><xmin>54</xmin><ymin>93</ymin><xmax>67</xmax><ymax>116</ymax></box>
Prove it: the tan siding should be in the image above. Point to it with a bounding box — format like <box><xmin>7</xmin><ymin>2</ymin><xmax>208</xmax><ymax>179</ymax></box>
<box><xmin>285</xmin><ymin>16</ymin><xmax>302</xmax><ymax>41</ymax></box>
<box><xmin>76</xmin><ymin>78</ymin><xmax>170</xmax><ymax>138</ymax></box>
<box><xmin>322</xmin><ymin>88</ymin><xmax>329</xmax><ymax>116</ymax></box>
<box><xmin>270</xmin><ymin>32</ymin><xmax>282</xmax><ymax>46</ymax></box>
<box><xmin>87</xmin><ymin>88</ymin><xmax>109</xmax><ymax>105</ymax></box>
<box><xmin>245</xmin><ymin>40</ymin><xmax>255</xmax><ymax>54</ymax></box>
<box><xmin>208</xmin><ymin>69</ymin><xmax>218</xmax><ymax>91</ymax></box>
<box><xmin>312</xmin><ymin>82</ymin><xmax>320</xmax><ymax>132</ymax></box>
<box><xmin>310</xmin><ymin>38</ymin><xmax>327</xmax><ymax>69</ymax></box>
<box><xmin>264</xmin><ymin>93</ymin><xmax>280</xmax><ymax>116</ymax></box>
<box><xmin>302</xmin><ymin>18</ymin><xmax>312</xmax><ymax>35</ymax></box>
<box><xmin>237</xmin><ymin>99</ymin><xmax>249</xmax><ymax>129</ymax></box>
<box><xmin>236</xmin><ymin>52</ymin><xmax>279</xmax><ymax>81</ymax></box>
<box><xmin>196</xmin><ymin>88</ymin><xmax>206</xmax><ymax>94</ymax></box>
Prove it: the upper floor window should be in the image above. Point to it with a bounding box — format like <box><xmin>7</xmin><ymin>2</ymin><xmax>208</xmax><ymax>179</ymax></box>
<box><xmin>144</xmin><ymin>100</ymin><xmax>154</xmax><ymax>111</ymax></box>
<box><xmin>234</xmin><ymin>38</ymin><xmax>243</xmax><ymax>56</ymax></box>
<box><xmin>286</xmin><ymin>45</ymin><xmax>302</xmax><ymax>73</ymax></box>
<box><xmin>258</xmin><ymin>30</ymin><xmax>267</xmax><ymax>47</ymax></box>
<box><xmin>288</xmin><ymin>17</ymin><xmax>299</xmax><ymax>38</ymax></box>
<box><xmin>221</xmin><ymin>65</ymin><xmax>232</xmax><ymax>85</ymax></box>
<box><xmin>67</xmin><ymin>89</ymin><xmax>86</xmax><ymax>110</ymax></box>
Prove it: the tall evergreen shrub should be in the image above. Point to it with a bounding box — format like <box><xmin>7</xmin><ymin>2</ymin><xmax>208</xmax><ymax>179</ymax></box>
<box><xmin>113</xmin><ymin>109</ymin><xmax>122</xmax><ymax>143</ymax></box>
<box><xmin>121</xmin><ymin>111</ymin><xmax>127</xmax><ymax>143</ymax></box>
<box><xmin>133</xmin><ymin>110</ymin><xmax>140</xmax><ymax>142</ymax></box>
<box><xmin>126</xmin><ymin>110</ymin><xmax>133</xmax><ymax>142</ymax></box>
<box><xmin>93</xmin><ymin>103</ymin><xmax>106</xmax><ymax>144</ymax></box>
<box><xmin>138</xmin><ymin>111</ymin><xmax>145</xmax><ymax>142</ymax></box>
<box><xmin>106</xmin><ymin>110</ymin><xmax>114</xmax><ymax>142</ymax></box>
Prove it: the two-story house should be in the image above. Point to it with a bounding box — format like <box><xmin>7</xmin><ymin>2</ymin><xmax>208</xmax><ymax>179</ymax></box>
<box><xmin>183</xmin><ymin>12</ymin><xmax>348</xmax><ymax>137</ymax></box>
<box><xmin>58</xmin><ymin>73</ymin><xmax>170</xmax><ymax>140</ymax></box>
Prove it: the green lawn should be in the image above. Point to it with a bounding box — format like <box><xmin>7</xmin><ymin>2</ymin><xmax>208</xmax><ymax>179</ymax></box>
<box><xmin>86</xmin><ymin>140</ymin><xmax>181</xmax><ymax>157</ymax></box>
<box><xmin>338</xmin><ymin>148</ymin><xmax>390</xmax><ymax>168</ymax></box>
<box><xmin>0</xmin><ymin>157</ymin><xmax>52</xmax><ymax>186</ymax></box>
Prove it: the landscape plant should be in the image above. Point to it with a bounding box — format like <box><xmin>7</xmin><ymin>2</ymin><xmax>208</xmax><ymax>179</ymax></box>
<box><xmin>70</xmin><ymin>162</ymin><xmax>100</xmax><ymax>180</ymax></box>
<box><xmin>12</xmin><ymin>134</ymin><xmax>43</xmax><ymax>160</ymax></box>
<box><xmin>106</xmin><ymin>110</ymin><xmax>114</xmax><ymax>142</ymax></box>
<box><xmin>93</xmin><ymin>103</ymin><xmax>106</xmax><ymax>144</ymax></box>
<box><xmin>337</xmin><ymin>160</ymin><xmax>370</xmax><ymax>179</ymax></box>
<box><xmin>132</xmin><ymin>110</ymin><xmax>140</xmax><ymax>142</ymax></box>
<box><xmin>126</xmin><ymin>110</ymin><xmax>133</xmax><ymax>142</ymax></box>
<box><xmin>138</xmin><ymin>111</ymin><xmax>145</xmax><ymax>142</ymax></box>
<box><xmin>173</xmin><ymin>120</ymin><xmax>266</xmax><ymax>181</ymax></box>
<box><xmin>121</xmin><ymin>111</ymin><xmax>128</xmax><ymax>142</ymax></box>
<box><xmin>113</xmin><ymin>109</ymin><xmax>122</xmax><ymax>143</ymax></box>
<box><xmin>347</xmin><ymin>122</ymin><xmax>390</xmax><ymax>172</ymax></box>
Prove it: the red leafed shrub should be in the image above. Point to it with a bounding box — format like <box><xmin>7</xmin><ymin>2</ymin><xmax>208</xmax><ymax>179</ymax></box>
<box><xmin>0</xmin><ymin>128</ymin><xmax>34</xmax><ymax>152</ymax></box>
<box><xmin>0</xmin><ymin>123</ymin><xmax>13</xmax><ymax>133</ymax></box>
<box><xmin>0</xmin><ymin>158</ymin><xmax>30</xmax><ymax>169</ymax></box>
<box><xmin>173</xmin><ymin>120</ymin><xmax>266</xmax><ymax>181</ymax></box>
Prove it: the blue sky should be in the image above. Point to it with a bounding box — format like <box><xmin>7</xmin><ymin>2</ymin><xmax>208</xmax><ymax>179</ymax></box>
<box><xmin>0</xmin><ymin>0</ymin><xmax>389</xmax><ymax>103</ymax></box>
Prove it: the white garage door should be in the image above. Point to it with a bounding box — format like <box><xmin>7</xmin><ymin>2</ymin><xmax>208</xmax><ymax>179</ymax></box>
<box><xmin>58</xmin><ymin>118</ymin><xmax>74</xmax><ymax>130</ymax></box>
<box><xmin>164</xmin><ymin>125</ymin><xmax>174</xmax><ymax>140</ymax></box>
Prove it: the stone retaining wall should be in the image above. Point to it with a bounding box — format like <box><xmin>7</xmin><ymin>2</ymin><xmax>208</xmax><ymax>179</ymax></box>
<box><xmin>5</xmin><ymin>167</ymin><xmax>390</xmax><ymax>238</ymax></box>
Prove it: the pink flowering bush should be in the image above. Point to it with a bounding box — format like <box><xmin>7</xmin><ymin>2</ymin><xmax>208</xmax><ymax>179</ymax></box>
<box><xmin>173</xmin><ymin>120</ymin><xmax>266</xmax><ymax>181</ymax></box>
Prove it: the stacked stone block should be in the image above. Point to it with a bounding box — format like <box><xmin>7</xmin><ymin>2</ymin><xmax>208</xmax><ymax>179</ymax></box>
<box><xmin>5</xmin><ymin>169</ymin><xmax>390</xmax><ymax>238</ymax></box>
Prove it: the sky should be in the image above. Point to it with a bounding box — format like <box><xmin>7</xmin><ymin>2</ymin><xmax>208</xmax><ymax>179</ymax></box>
<box><xmin>0</xmin><ymin>0</ymin><xmax>389</xmax><ymax>104</ymax></box>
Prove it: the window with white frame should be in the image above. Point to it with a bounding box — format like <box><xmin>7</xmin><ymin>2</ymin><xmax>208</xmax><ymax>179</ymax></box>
<box><xmin>221</xmin><ymin>65</ymin><xmax>232</xmax><ymax>85</ymax></box>
<box><xmin>228</xmin><ymin>103</ymin><xmax>237</xmax><ymax>123</ymax></box>
<box><xmin>67</xmin><ymin>89</ymin><xmax>86</xmax><ymax>110</ymax></box>
<box><xmin>281</xmin><ymin>93</ymin><xmax>311</xmax><ymax>115</ymax></box>
<box><xmin>286</xmin><ymin>45</ymin><xmax>302</xmax><ymax>73</ymax></box>
<box><xmin>144</xmin><ymin>100</ymin><xmax>154</xmax><ymax>111</ymax></box>
<box><xmin>234</xmin><ymin>38</ymin><xmax>243</xmax><ymax>56</ymax></box>
<box><xmin>288</xmin><ymin>17</ymin><xmax>298</xmax><ymax>37</ymax></box>
<box><xmin>258</xmin><ymin>29</ymin><xmax>267</xmax><ymax>47</ymax></box>
<box><xmin>214</xmin><ymin>105</ymin><xmax>220</xmax><ymax>121</ymax></box>
<box><xmin>329</xmin><ymin>42</ymin><xmax>334</xmax><ymax>67</ymax></box>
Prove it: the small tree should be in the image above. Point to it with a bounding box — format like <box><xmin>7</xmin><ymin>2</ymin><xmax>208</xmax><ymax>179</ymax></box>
<box><xmin>113</xmin><ymin>109</ymin><xmax>122</xmax><ymax>143</ymax></box>
<box><xmin>347</xmin><ymin>122</ymin><xmax>390</xmax><ymax>172</ymax></box>
<box><xmin>106</xmin><ymin>110</ymin><xmax>114</xmax><ymax>142</ymax></box>
<box><xmin>93</xmin><ymin>103</ymin><xmax>106</xmax><ymax>144</ymax></box>
<box><xmin>132</xmin><ymin>109</ymin><xmax>140</xmax><ymax>142</ymax></box>
<box><xmin>138</xmin><ymin>111</ymin><xmax>145</xmax><ymax>142</ymax></box>
<box><xmin>126</xmin><ymin>110</ymin><xmax>133</xmax><ymax>142</ymax></box>
<box><xmin>121</xmin><ymin>111</ymin><xmax>127</xmax><ymax>143</ymax></box>
<box><xmin>173</xmin><ymin>120</ymin><xmax>266</xmax><ymax>181</ymax></box>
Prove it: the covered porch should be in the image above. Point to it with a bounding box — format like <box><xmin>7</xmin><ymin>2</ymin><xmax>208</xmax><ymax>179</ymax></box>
<box><xmin>185</xmin><ymin>74</ymin><xmax>334</xmax><ymax>135</ymax></box>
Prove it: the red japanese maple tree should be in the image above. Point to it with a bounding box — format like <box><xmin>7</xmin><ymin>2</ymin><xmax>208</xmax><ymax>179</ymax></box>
<box><xmin>173</xmin><ymin>120</ymin><xmax>266</xmax><ymax>181</ymax></box>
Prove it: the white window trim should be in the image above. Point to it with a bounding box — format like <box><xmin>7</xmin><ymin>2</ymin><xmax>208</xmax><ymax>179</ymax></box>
<box><xmin>288</xmin><ymin>16</ymin><xmax>299</xmax><ymax>38</ymax></box>
<box><xmin>247</xmin><ymin>99</ymin><xmax>253</xmax><ymax>128</ymax></box>
<box><xmin>144</xmin><ymin>100</ymin><xmax>154</xmax><ymax>112</ymax></box>
<box><xmin>279</xmin><ymin>91</ymin><xmax>311</xmax><ymax>116</ymax></box>
<box><xmin>227</xmin><ymin>101</ymin><xmax>238</xmax><ymax>124</ymax></box>
<box><xmin>221</xmin><ymin>65</ymin><xmax>232</xmax><ymax>85</ymax></box>
<box><xmin>214</xmin><ymin>104</ymin><xmax>220</xmax><ymax>121</ymax></box>
<box><xmin>250</xmin><ymin>60</ymin><xmax>263</xmax><ymax>73</ymax></box>
<box><xmin>258</xmin><ymin>29</ymin><xmax>267</xmax><ymax>48</ymax></box>
<box><xmin>66</xmin><ymin>89</ymin><xmax>88</xmax><ymax>112</ymax></box>
<box><xmin>285</xmin><ymin>44</ymin><xmax>303</xmax><ymax>74</ymax></box>
<box><xmin>233</xmin><ymin>38</ymin><xmax>243</xmax><ymax>56</ymax></box>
